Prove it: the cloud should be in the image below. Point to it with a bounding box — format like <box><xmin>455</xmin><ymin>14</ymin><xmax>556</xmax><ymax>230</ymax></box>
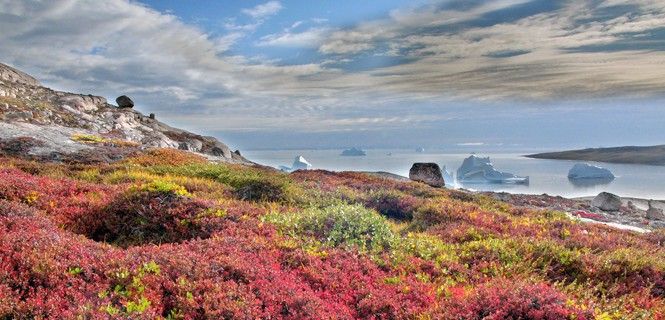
<box><xmin>2</xmin><ymin>0</ymin><xmax>665</xmax><ymax>149</ymax></box>
<box><xmin>258</xmin><ymin>27</ymin><xmax>330</xmax><ymax>47</ymax></box>
<box><xmin>241</xmin><ymin>1</ymin><xmax>282</xmax><ymax>19</ymax></box>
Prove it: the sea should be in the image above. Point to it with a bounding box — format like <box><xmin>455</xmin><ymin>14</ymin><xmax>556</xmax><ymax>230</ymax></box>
<box><xmin>243</xmin><ymin>148</ymin><xmax>665</xmax><ymax>200</ymax></box>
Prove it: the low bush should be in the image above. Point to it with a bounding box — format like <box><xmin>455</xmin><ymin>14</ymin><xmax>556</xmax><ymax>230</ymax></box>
<box><xmin>435</xmin><ymin>279</ymin><xmax>592</xmax><ymax>319</ymax></box>
<box><xmin>151</xmin><ymin>163</ymin><xmax>298</xmax><ymax>203</ymax></box>
<box><xmin>127</xmin><ymin>148</ymin><xmax>208</xmax><ymax>167</ymax></box>
<box><xmin>265</xmin><ymin>204</ymin><xmax>396</xmax><ymax>252</ymax></box>
<box><xmin>88</xmin><ymin>190</ymin><xmax>212</xmax><ymax>247</ymax></box>
<box><xmin>363</xmin><ymin>189</ymin><xmax>422</xmax><ymax>220</ymax></box>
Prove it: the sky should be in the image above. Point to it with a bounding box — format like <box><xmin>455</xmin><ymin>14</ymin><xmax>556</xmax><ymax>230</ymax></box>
<box><xmin>1</xmin><ymin>0</ymin><xmax>665</xmax><ymax>150</ymax></box>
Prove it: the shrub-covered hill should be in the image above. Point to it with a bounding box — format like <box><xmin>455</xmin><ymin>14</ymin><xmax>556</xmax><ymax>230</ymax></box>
<box><xmin>1</xmin><ymin>149</ymin><xmax>664</xmax><ymax>319</ymax></box>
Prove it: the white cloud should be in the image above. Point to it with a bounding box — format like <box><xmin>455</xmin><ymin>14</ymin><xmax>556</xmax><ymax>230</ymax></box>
<box><xmin>241</xmin><ymin>1</ymin><xmax>282</xmax><ymax>19</ymax></box>
<box><xmin>2</xmin><ymin>0</ymin><xmax>665</xmax><ymax>145</ymax></box>
<box><xmin>258</xmin><ymin>27</ymin><xmax>330</xmax><ymax>47</ymax></box>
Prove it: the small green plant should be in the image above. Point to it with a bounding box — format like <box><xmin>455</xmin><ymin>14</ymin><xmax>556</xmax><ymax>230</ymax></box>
<box><xmin>265</xmin><ymin>204</ymin><xmax>396</xmax><ymax>252</ymax></box>
<box><xmin>67</xmin><ymin>266</ymin><xmax>83</xmax><ymax>276</ymax></box>
<box><xmin>135</xmin><ymin>179</ymin><xmax>190</xmax><ymax>197</ymax></box>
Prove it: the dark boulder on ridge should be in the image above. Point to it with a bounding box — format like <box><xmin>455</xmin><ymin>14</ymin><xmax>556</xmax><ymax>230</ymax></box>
<box><xmin>115</xmin><ymin>95</ymin><xmax>134</xmax><ymax>108</ymax></box>
<box><xmin>409</xmin><ymin>163</ymin><xmax>445</xmax><ymax>187</ymax></box>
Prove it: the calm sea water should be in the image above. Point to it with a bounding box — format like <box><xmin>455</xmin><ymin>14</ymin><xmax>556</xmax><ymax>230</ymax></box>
<box><xmin>243</xmin><ymin>149</ymin><xmax>665</xmax><ymax>200</ymax></box>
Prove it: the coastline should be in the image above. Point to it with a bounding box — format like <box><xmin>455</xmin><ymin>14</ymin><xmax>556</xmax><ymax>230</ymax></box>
<box><xmin>365</xmin><ymin>170</ymin><xmax>663</xmax><ymax>232</ymax></box>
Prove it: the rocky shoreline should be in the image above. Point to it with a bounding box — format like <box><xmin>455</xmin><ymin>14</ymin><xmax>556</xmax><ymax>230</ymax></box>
<box><xmin>376</xmin><ymin>167</ymin><xmax>664</xmax><ymax>232</ymax></box>
<box><xmin>484</xmin><ymin>191</ymin><xmax>665</xmax><ymax>232</ymax></box>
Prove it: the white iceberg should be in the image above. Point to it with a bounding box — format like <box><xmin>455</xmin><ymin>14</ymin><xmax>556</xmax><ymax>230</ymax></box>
<box><xmin>291</xmin><ymin>155</ymin><xmax>312</xmax><ymax>171</ymax></box>
<box><xmin>441</xmin><ymin>165</ymin><xmax>459</xmax><ymax>188</ymax></box>
<box><xmin>568</xmin><ymin>163</ymin><xmax>614</xmax><ymax>180</ymax></box>
<box><xmin>442</xmin><ymin>165</ymin><xmax>455</xmax><ymax>185</ymax></box>
<box><xmin>457</xmin><ymin>155</ymin><xmax>528</xmax><ymax>184</ymax></box>
<box><xmin>279</xmin><ymin>155</ymin><xmax>313</xmax><ymax>172</ymax></box>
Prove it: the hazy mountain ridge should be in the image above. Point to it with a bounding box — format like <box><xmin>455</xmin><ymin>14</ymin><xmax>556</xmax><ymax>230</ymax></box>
<box><xmin>0</xmin><ymin>62</ymin><xmax>248</xmax><ymax>164</ymax></box>
<box><xmin>526</xmin><ymin>145</ymin><xmax>665</xmax><ymax>166</ymax></box>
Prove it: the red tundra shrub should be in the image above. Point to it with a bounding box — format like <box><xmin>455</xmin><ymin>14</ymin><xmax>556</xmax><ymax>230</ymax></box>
<box><xmin>364</xmin><ymin>189</ymin><xmax>422</xmax><ymax>220</ymax></box>
<box><xmin>0</xmin><ymin>199</ymin><xmax>37</xmax><ymax>217</ymax></box>
<box><xmin>0</xmin><ymin>168</ymin><xmax>122</xmax><ymax>229</ymax></box>
<box><xmin>436</xmin><ymin>279</ymin><xmax>592</xmax><ymax>320</ymax></box>
<box><xmin>88</xmin><ymin>190</ymin><xmax>213</xmax><ymax>247</ymax></box>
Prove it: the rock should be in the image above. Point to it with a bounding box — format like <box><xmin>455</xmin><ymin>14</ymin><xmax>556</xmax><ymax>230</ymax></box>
<box><xmin>234</xmin><ymin>150</ymin><xmax>242</xmax><ymax>156</ymax></box>
<box><xmin>115</xmin><ymin>95</ymin><xmax>134</xmax><ymax>108</ymax></box>
<box><xmin>0</xmin><ymin>63</ymin><xmax>40</xmax><ymax>86</ymax></box>
<box><xmin>409</xmin><ymin>163</ymin><xmax>445</xmax><ymax>187</ymax></box>
<box><xmin>646</xmin><ymin>201</ymin><xmax>665</xmax><ymax>220</ymax></box>
<box><xmin>568</xmin><ymin>163</ymin><xmax>614</xmax><ymax>180</ymax></box>
<box><xmin>291</xmin><ymin>155</ymin><xmax>312</xmax><ymax>170</ymax></box>
<box><xmin>591</xmin><ymin>192</ymin><xmax>622</xmax><ymax>211</ymax></box>
<box><xmin>149</xmin><ymin>113</ymin><xmax>155</xmax><ymax>119</ymax></box>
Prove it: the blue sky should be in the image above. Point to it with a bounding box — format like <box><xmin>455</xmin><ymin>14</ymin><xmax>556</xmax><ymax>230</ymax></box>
<box><xmin>1</xmin><ymin>0</ymin><xmax>665</xmax><ymax>150</ymax></box>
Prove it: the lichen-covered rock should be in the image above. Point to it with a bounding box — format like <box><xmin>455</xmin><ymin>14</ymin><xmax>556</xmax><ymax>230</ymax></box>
<box><xmin>409</xmin><ymin>163</ymin><xmax>445</xmax><ymax>187</ymax></box>
<box><xmin>647</xmin><ymin>201</ymin><xmax>665</xmax><ymax>220</ymax></box>
<box><xmin>592</xmin><ymin>192</ymin><xmax>622</xmax><ymax>211</ymax></box>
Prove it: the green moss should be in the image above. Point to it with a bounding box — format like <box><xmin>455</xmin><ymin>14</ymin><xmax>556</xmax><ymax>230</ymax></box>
<box><xmin>150</xmin><ymin>163</ymin><xmax>299</xmax><ymax>203</ymax></box>
<box><xmin>71</xmin><ymin>133</ymin><xmax>105</xmax><ymax>144</ymax></box>
<box><xmin>134</xmin><ymin>179</ymin><xmax>190</xmax><ymax>197</ymax></box>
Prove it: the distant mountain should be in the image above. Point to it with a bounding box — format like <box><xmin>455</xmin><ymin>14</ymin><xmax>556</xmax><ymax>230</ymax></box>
<box><xmin>526</xmin><ymin>145</ymin><xmax>665</xmax><ymax>166</ymax></box>
<box><xmin>0</xmin><ymin>62</ymin><xmax>248</xmax><ymax>164</ymax></box>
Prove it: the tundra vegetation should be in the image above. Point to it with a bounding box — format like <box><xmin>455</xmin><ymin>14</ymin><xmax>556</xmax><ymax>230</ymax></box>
<box><xmin>0</xmin><ymin>147</ymin><xmax>664</xmax><ymax>319</ymax></box>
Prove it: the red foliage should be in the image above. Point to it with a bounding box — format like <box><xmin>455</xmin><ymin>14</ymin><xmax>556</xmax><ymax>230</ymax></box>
<box><xmin>573</xmin><ymin>210</ymin><xmax>609</xmax><ymax>222</ymax></box>
<box><xmin>435</xmin><ymin>279</ymin><xmax>592</xmax><ymax>320</ymax></box>
<box><xmin>364</xmin><ymin>190</ymin><xmax>423</xmax><ymax>220</ymax></box>
<box><xmin>88</xmin><ymin>191</ymin><xmax>214</xmax><ymax>247</ymax></box>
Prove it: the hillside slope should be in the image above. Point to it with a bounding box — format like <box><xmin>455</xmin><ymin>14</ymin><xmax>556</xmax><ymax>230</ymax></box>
<box><xmin>526</xmin><ymin>145</ymin><xmax>665</xmax><ymax>165</ymax></box>
<box><xmin>0</xmin><ymin>62</ymin><xmax>248</xmax><ymax>164</ymax></box>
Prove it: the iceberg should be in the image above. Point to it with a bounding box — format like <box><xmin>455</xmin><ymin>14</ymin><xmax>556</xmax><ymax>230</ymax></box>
<box><xmin>567</xmin><ymin>163</ymin><xmax>615</xmax><ymax>180</ymax></box>
<box><xmin>291</xmin><ymin>155</ymin><xmax>312</xmax><ymax>171</ymax></box>
<box><xmin>340</xmin><ymin>147</ymin><xmax>366</xmax><ymax>156</ymax></box>
<box><xmin>456</xmin><ymin>155</ymin><xmax>529</xmax><ymax>184</ymax></box>
<box><xmin>442</xmin><ymin>165</ymin><xmax>454</xmax><ymax>185</ymax></box>
<box><xmin>279</xmin><ymin>155</ymin><xmax>312</xmax><ymax>172</ymax></box>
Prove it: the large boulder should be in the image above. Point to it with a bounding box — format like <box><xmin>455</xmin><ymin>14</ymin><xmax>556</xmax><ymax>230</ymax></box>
<box><xmin>115</xmin><ymin>95</ymin><xmax>134</xmax><ymax>108</ymax></box>
<box><xmin>409</xmin><ymin>163</ymin><xmax>445</xmax><ymax>187</ymax></box>
<box><xmin>591</xmin><ymin>192</ymin><xmax>622</xmax><ymax>211</ymax></box>
<box><xmin>646</xmin><ymin>201</ymin><xmax>665</xmax><ymax>220</ymax></box>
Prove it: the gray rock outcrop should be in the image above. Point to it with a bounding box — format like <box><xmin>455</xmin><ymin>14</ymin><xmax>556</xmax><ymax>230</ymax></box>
<box><xmin>0</xmin><ymin>62</ymin><xmax>249</xmax><ymax>164</ymax></box>
<box><xmin>646</xmin><ymin>201</ymin><xmax>665</xmax><ymax>220</ymax></box>
<box><xmin>409</xmin><ymin>163</ymin><xmax>445</xmax><ymax>187</ymax></box>
<box><xmin>0</xmin><ymin>63</ymin><xmax>40</xmax><ymax>87</ymax></box>
<box><xmin>592</xmin><ymin>192</ymin><xmax>622</xmax><ymax>211</ymax></box>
